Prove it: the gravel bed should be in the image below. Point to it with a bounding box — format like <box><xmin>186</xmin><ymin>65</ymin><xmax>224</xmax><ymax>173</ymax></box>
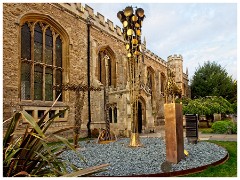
<box><xmin>60</xmin><ymin>138</ymin><xmax>227</xmax><ymax>176</ymax></box>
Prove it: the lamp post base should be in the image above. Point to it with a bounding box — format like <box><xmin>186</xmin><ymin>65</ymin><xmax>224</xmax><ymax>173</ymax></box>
<box><xmin>129</xmin><ymin>133</ymin><xmax>142</xmax><ymax>147</ymax></box>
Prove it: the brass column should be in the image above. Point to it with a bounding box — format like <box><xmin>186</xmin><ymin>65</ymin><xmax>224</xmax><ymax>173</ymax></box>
<box><xmin>117</xmin><ymin>6</ymin><xmax>145</xmax><ymax>147</ymax></box>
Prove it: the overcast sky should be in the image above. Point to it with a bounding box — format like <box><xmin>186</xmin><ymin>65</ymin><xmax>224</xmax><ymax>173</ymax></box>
<box><xmin>83</xmin><ymin>2</ymin><xmax>237</xmax><ymax>81</ymax></box>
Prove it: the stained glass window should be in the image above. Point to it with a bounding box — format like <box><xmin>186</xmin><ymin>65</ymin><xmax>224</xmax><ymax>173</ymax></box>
<box><xmin>21</xmin><ymin>23</ymin><xmax>31</xmax><ymax>60</ymax></box>
<box><xmin>98</xmin><ymin>53</ymin><xmax>102</xmax><ymax>82</ymax></box>
<box><xmin>21</xmin><ymin>20</ymin><xmax>63</xmax><ymax>102</ymax></box>
<box><xmin>45</xmin><ymin>28</ymin><xmax>53</xmax><ymax>65</ymax></box>
<box><xmin>109</xmin><ymin>107</ymin><xmax>112</xmax><ymax>123</ymax></box>
<box><xmin>45</xmin><ymin>67</ymin><xmax>53</xmax><ymax>101</ymax></box>
<box><xmin>56</xmin><ymin>69</ymin><xmax>62</xmax><ymax>101</ymax></box>
<box><xmin>108</xmin><ymin>58</ymin><xmax>111</xmax><ymax>86</ymax></box>
<box><xmin>21</xmin><ymin>63</ymin><xmax>31</xmax><ymax>100</ymax></box>
<box><xmin>114</xmin><ymin>107</ymin><xmax>117</xmax><ymax>123</ymax></box>
<box><xmin>98</xmin><ymin>50</ymin><xmax>116</xmax><ymax>87</ymax></box>
<box><xmin>56</xmin><ymin>36</ymin><xmax>62</xmax><ymax>67</ymax></box>
<box><xmin>34</xmin><ymin>23</ymin><xmax>43</xmax><ymax>62</ymax></box>
<box><xmin>161</xmin><ymin>74</ymin><xmax>165</xmax><ymax>95</ymax></box>
<box><xmin>34</xmin><ymin>65</ymin><xmax>43</xmax><ymax>100</ymax></box>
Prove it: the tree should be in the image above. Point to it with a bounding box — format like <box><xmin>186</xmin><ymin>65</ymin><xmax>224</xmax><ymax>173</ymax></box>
<box><xmin>191</xmin><ymin>61</ymin><xmax>236</xmax><ymax>102</ymax></box>
<box><xmin>182</xmin><ymin>96</ymin><xmax>234</xmax><ymax>117</ymax></box>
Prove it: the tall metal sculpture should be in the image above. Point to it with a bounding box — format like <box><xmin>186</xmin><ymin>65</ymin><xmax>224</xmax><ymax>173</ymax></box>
<box><xmin>164</xmin><ymin>66</ymin><xmax>184</xmax><ymax>163</ymax></box>
<box><xmin>117</xmin><ymin>6</ymin><xmax>145</xmax><ymax>147</ymax></box>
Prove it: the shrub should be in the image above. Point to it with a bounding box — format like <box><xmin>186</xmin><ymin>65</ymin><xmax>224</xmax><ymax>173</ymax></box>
<box><xmin>3</xmin><ymin>109</ymin><xmax>108</xmax><ymax>177</ymax></box>
<box><xmin>211</xmin><ymin>120</ymin><xmax>237</xmax><ymax>134</ymax></box>
<box><xmin>231</xmin><ymin>122</ymin><xmax>237</xmax><ymax>134</ymax></box>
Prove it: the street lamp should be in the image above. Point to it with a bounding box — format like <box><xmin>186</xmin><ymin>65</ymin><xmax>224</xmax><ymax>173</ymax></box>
<box><xmin>117</xmin><ymin>6</ymin><xmax>145</xmax><ymax>147</ymax></box>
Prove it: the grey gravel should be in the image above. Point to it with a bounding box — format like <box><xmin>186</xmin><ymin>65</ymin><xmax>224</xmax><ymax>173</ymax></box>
<box><xmin>60</xmin><ymin>138</ymin><xmax>227</xmax><ymax>176</ymax></box>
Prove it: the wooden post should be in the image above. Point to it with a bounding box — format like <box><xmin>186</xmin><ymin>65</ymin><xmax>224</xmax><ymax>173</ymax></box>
<box><xmin>164</xmin><ymin>103</ymin><xmax>184</xmax><ymax>163</ymax></box>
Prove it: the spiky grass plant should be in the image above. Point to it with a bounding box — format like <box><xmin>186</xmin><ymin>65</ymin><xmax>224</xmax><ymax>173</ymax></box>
<box><xmin>3</xmin><ymin>101</ymin><xmax>108</xmax><ymax>177</ymax></box>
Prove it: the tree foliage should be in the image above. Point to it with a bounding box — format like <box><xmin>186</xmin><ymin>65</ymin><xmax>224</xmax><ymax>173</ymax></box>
<box><xmin>182</xmin><ymin>96</ymin><xmax>235</xmax><ymax>115</ymax></box>
<box><xmin>191</xmin><ymin>61</ymin><xmax>237</xmax><ymax>103</ymax></box>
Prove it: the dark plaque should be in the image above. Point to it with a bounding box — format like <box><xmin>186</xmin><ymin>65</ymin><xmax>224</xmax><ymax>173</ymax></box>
<box><xmin>185</xmin><ymin>114</ymin><xmax>198</xmax><ymax>143</ymax></box>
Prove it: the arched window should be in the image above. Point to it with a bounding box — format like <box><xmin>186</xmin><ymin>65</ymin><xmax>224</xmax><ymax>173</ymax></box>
<box><xmin>146</xmin><ymin>67</ymin><xmax>155</xmax><ymax>96</ymax></box>
<box><xmin>20</xmin><ymin>19</ymin><xmax>65</xmax><ymax>101</ymax></box>
<box><xmin>147</xmin><ymin>71</ymin><xmax>153</xmax><ymax>95</ymax></box>
<box><xmin>97</xmin><ymin>48</ymin><xmax>116</xmax><ymax>87</ymax></box>
<box><xmin>114</xmin><ymin>107</ymin><xmax>117</xmax><ymax>123</ymax></box>
<box><xmin>161</xmin><ymin>72</ymin><xmax>166</xmax><ymax>96</ymax></box>
<box><xmin>109</xmin><ymin>107</ymin><xmax>112</xmax><ymax>123</ymax></box>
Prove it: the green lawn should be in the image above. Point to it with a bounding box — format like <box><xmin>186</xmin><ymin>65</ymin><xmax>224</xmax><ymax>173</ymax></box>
<box><xmin>199</xmin><ymin>128</ymin><xmax>213</xmax><ymax>134</ymax></box>
<box><xmin>182</xmin><ymin>141</ymin><xmax>237</xmax><ymax>177</ymax></box>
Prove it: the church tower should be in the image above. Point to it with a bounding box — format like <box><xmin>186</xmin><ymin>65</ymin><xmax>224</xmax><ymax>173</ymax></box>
<box><xmin>167</xmin><ymin>54</ymin><xmax>184</xmax><ymax>94</ymax></box>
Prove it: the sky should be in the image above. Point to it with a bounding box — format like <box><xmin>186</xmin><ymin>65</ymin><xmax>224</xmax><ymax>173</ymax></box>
<box><xmin>82</xmin><ymin>2</ymin><xmax>237</xmax><ymax>82</ymax></box>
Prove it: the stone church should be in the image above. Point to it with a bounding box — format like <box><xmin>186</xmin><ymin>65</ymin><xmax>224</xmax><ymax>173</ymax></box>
<box><xmin>3</xmin><ymin>3</ymin><xmax>190</xmax><ymax>138</ymax></box>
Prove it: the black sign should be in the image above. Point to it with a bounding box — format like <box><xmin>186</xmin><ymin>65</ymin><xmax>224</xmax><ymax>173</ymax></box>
<box><xmin>185</xmin><ymin>114</ymin><xmax>198</xmax><ymax>139</ymax></box>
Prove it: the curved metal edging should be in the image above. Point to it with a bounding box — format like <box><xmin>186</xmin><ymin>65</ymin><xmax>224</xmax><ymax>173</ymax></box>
<box><xmin>96</xmin><ymin>143</ymin><xmax>230</xmax><ymax>177</ymax></box>
<box><xmin>130</xmin><ymin>152</ymin><xmax>229</xmax><ymax>177</ymax></box>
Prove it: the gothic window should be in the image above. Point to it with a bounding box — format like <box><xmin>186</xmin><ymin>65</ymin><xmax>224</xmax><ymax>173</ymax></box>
<box><xmin>147</xmin><ymin>71</ymin><xmax>152</xmax><ymax>94</ymax></box>
<box><xmin>109</xmin><ymin>107</ymin><xmax>112</xmax><ymax>123</ymax></box>
<box><xmin>161</xmin><ymin>73</ymin><xmax>166</xmax><ymax>96</ymax></box>
<box><xmin>97</xmin><ymin>49</ymin><xmax>116</xmax><ymax>87</ymax></box>
<box><xmin>108</xmin><ymin>57</ymin><xmax>112</xmax><ymax>86</ymax></box>
<box><xmin>20</xmin><ymin>21</ymin><xmax>64</xmax><ymax>101</ymax></box>
<box><xmin>147</xmin><ymin>67</ymin><xmax>154</xmax><ymax>96</ymax></box>
<box><xmin>114</xmin><ymin>107</ymin><xmax>117</xmax><ymax>123</ymax></box>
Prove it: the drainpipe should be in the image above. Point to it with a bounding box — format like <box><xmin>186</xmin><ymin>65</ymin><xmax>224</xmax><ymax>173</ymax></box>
<box><xmin>87</xmin><ymin>17</ymin><xmax>92</xmax><ymax>138</ymax></box>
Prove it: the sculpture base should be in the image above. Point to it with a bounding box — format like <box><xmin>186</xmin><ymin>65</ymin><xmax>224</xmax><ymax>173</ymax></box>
<box><xmin>129</xmin><ymin>133</ymin><xmax>142</xmax><ymax>147</ymax></box>
<box><xmin>164</xmin><ymin>103</ymin><xmax>184</xmax><ymax>164</ymax></box>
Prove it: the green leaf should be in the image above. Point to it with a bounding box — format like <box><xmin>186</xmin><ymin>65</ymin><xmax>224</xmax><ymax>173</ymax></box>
<box><xmin>3</xmin><ymin>112</ymin><xmax>21</xmax><ymax>148</ymax></box>
<box><xmin>20</xmin><ymin>111</ymin><xmax>45</xmax><ymax>138</ymax></box>
<box><xmin>53</xmin><ymin>135</ymin><xmax>87</xmax><ymax>164</ymax></box>
<box><xmin>53</xmin><ymin>135</ymin><xmax>76</xmax><ymax>152</ymax></box>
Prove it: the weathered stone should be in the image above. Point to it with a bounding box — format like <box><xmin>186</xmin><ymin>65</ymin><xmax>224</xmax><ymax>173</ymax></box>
<box><xmin>3</xmin><ymin>3</ymin><xmax>190</xmax><ymax>139</ymax></box>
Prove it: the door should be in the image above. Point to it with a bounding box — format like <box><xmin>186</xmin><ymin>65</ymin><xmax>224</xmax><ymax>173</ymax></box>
<box><xmin>138</xmin><ymin>101</ymin><xmax>142</xmax><ymax>133</ymax></box>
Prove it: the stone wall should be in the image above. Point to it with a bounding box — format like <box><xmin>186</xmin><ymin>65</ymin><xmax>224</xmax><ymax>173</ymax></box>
<box><xmin>3</xmin><ymin>3</ymin><xmax>190</xmax><ymax>139</ymax></box>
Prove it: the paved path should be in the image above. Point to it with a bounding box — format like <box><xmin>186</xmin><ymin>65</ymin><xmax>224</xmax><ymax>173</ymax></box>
<box><xmin>197</xmin><ymin>132</ymin><xmax>237</xmax><ymax>141</ymax></box>
<box><xmin>140</xmin><ymin>130</ymin><xmax>237</xmax><ymax>142</ymax></box>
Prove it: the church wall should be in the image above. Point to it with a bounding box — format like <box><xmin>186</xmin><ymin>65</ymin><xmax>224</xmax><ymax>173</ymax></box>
<box><xmin>3</xmin><ymin>3</ymin><xmax>190</xmax><ymax>139</ymax></box>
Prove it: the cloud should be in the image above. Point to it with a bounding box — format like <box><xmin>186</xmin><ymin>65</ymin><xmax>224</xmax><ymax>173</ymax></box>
<box><xmin>85</xmin><ymin>3</ymin><xmax>237</xmax><ymax>80</ymax></box>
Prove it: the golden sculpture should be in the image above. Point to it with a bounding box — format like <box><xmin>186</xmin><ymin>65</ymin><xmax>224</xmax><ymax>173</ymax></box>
<box><xmin>164</xmin><ymin>67</ymin><xmax>182</xmax><ymax>104</ymax></box>
<box><xmin>117</xmin><ymin>6</ymin><xmax>145</xmax><ymax>147</ymax></box>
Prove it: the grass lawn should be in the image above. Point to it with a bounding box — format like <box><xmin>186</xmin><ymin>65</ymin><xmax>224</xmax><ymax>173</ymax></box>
<box><xmin>182</xmin><ymin>141</ymin><xmax>237</xmax><ymax>177</ymax></box>
<box><xmin>199</xmin><ymin>127</ymin><xmax>213</xmax><ymax>134</ymax></box>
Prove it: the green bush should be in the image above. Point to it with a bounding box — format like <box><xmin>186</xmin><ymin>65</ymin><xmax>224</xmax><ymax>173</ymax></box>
<box><xmin>3</xmin><ymin>108</ymin><xmax>108</xmax><ymax>177</ymax></box>
<box><xmin>231</xmin><ymin>123</ymin><xmax>237</xmax><ymax>134</ymax></box>
<box><xmin>211</xmin><ymin>120</ymin><xmax>237</xmax><ymax>134</ymax></box>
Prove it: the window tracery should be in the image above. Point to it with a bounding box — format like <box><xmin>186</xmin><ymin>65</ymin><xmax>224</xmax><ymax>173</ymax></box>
<box><xmin>20</xmin><ymin>19</ymin><xmax>64</xmax><ymax>101</ymax></box>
